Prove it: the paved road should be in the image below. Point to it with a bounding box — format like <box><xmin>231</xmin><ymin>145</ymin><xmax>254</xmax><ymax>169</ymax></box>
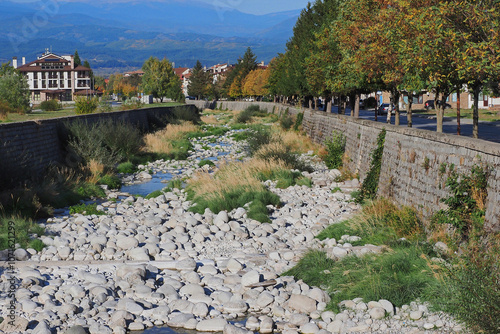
<box><xmin>327</xmin><ymin>107</ymin><xmax>500</xmax><ymax>144</ymax></box>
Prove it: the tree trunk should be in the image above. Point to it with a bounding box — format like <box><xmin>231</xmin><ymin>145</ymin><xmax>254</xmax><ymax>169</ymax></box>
<box><xmin>386</xmin><ymin>92</ymin><xmax>393</xmax><ymax>124</ymax></box>
<box><xmin>314</xmin><ymin>98</ymin><xmax>318</xmax><ymax>111</ymax></box>
<box><xmin>472</xmin><ymin>85</ymin><xmax>480</xmax><ymax>139</ymax></box>
<box><xmin>354</xmin><ymin>93</ymin><xmax>360</xmax><ymax>118</ymax></box>
<box><xmin>339</xmin><ymin>95</ymin><xmax>344</xmax><ymax>115</ymax></box>
<box><xmin>456</xmin><ymin>88</ymin><xmax>461</xmax><ymax>135</ymax></box>
<box><xmin>309</xmin><ymin>99</ymin><xmax>313</xmax><ymax>109</ymax></box>
<box><xmin>436</xmin><ymin>93</ymin><xmax>448</xmax><ymax>133</ymax></box>
<box><xmin>407</xmin><ymin>93</ymin><xmax>413</xmax><ymax>128</ymax></box>
<box><xmin>327</xmin><ymin>101</ymin><xmax>332</xmax><ymax>113</ymax></box>
<box><xmin>394</xmin><ymin>91</ymin><xmax>401</xmax><ymax>126</ymax></box>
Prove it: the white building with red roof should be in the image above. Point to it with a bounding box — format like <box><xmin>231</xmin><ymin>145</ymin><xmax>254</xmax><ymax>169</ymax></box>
<box><xmin>174</xmin><ymin>67</ymin><xmax>191</xmax><ymax>97</ymax></box>
<box><xmin>13</xmin><ymin>49</ymin><xmax>92</xmax><ymax>103</ymax></box>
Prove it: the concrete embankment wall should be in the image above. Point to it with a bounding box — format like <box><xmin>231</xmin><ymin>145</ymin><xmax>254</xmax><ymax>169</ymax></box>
<box><xmin>188</xmin><ymin>100</ymin><xmax>500</xmax><ymax>232</ymax></box>
<box><xmin>0</xmin><ymin>105</ymin><xmax>197</xmax><ymax>187</ymax></box>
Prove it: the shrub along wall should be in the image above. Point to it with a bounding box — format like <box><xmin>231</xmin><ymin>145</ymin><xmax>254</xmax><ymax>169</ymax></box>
<box><xmin>188</xmin><ymin>100</ymin><xmax>500</xmax><ymax>232</ymax></box>
<box><xmin>0</xmin><ymin>105</ymin><xmax>197</xmax><ymax>188</ymax></box>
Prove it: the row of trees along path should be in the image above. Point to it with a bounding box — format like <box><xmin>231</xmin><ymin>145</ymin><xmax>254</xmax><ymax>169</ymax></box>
<box><xmin>265</xmin><ymin>0</ymin><xmax>500</xmax><ymax>139</ymax></box>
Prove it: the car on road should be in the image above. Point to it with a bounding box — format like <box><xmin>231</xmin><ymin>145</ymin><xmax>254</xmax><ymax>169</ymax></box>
<box><xmin>377</xmin><ymin>103</ymin><xmax>391</xmax><ymax>115</ymax></box>
<box><xmin>424</xmin><ymin>100</ymin><xmax>452</xmax><ymax>110</ymax></box>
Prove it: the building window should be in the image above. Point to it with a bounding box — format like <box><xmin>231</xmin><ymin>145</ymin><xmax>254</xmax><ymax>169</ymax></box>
<box><xmin>34</xmin><ymin>92</ymin><xmax>40</xmax><ymax>101</ymax></box>
<box><xmin>68</xmin><ymin>80</ymin><xmax>72</xmax><ymax>88</ymax></box>
<box><xmin>412</xmin><ymin>94</ymin><xmax>424</xmax><ymax>104</ymax></box>
<box><xmin>60</xmin><ymin>80</ymin><xmax>64</xmax><ymax>88</ymax></box>
<box><xmin>34</xmin><ymin>72</ymin><xmax>38</xmax><ymax>79</ymax></box>
<box><xmin>451</xmin><ymin>93</ymin><xmax>457</xmax><ymax>102</ymax></box>
<box><xmin>34</xmin><ymin>81</ymin><xmax>38</xmax><ymax>89</ymax></box>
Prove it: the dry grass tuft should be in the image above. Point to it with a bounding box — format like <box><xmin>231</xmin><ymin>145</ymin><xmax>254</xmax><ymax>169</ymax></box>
<box><xmin>349</xmin><ymin>198</ymin><xmax>424</xmax><ymax>241</ymax></box>
<box><xmin>201</xmin><ymin>115</ymin><xmax>220</xmax><ymax>125</ymax></box>
<box><xmin>188</xmin><ymin>158</ymin><xmax>286</xmax><ymax>200</ymax></box>
<box><xmin>280</xmin><ymin>129</ymin><xmax>322</xmax><ymax>154</ymax></box>
<box><xmin>144</xmin><ymin>122</ymin><xmax>198</xmax><ymax>154</ymax></box>
<box><xmin>87</xmin><ymin>159</ymin><xmax>104</xmax><ymax>183</ymax></box>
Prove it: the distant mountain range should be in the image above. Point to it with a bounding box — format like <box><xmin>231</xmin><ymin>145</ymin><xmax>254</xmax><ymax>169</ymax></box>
<box><xmin>0</xmin><ymin>0</ymin><xmax>300</xmax><ymax>75</ymax></box>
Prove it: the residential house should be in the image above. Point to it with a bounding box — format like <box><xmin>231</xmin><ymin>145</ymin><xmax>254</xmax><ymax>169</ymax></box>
<box><xmin>13</xmin><ymin>50</ymin><xmax>92</xmax><ymax>103</ymax></box>
<box><xmin>124</xmin><ymin>70</ymin><xmax>144</xmax><ymax>77</ymax></box>
<box><xmin>174</xmin><ymin>67</ymin><xmax>191</xmax><ymax>96</ymax></box>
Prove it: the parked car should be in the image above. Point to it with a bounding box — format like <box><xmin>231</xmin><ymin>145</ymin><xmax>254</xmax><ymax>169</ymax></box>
<box><xmin>377</xmin><ymin>103</ymin><xmax>391</xmax><ymax>115</ymax></box>
<box><xmin>359</xmin><ymin>99</ymin><xmax>365</xmax><ymax>109</ymax></box>
<box><xmin>424</xmin><ymin>100</ymin><xmax>452</xmax><ymax>110</ymax></box>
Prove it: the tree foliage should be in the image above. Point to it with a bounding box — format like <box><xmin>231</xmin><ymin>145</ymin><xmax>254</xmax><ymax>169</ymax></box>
<box><xmin>0</xmin><ymin>62</ymin><xmax>30</xmax><ymax>113</ymax></box>
<box><xmin>142</xmin><ymin>56</ymin><xmax>183</xmax><ymax>103</ymax></box>
<box><xmin>266</xmin><ymin>0</ymin><xmax>500</xmax><ymax>136</ymax></box>
<box><xmin>224</xmin><ymin>47</ymin><xmax>258</xmax><ymax>99</ymax></box>
<box><xmin>188</xmin><ymin>60</ymin><xmax>211</xmax><ymax>99</ymax></box>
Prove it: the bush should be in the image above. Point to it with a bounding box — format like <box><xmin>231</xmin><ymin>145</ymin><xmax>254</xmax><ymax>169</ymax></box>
<box><xmin>65</xmin><ymin>119</ymin><xmax>143</xmax><ymax>168</ymax></box>
<box><xmin>247</xmin><ymin>126</ymin><xmax>273</xmax><ymax>155</ymax></box>
<box><xmin>236</xmin><ymin>109</ymin><xmax>254</xmax><ymax>124</ymax></box>
<box><xmin>364</xmin><ymin>96</ymin><xmax>377</xmax><ymax>109</ymax></box>
<box><xmin>323</xmin><ymin>130</ymin><xmax>346</xmax><ymax>169</ymax></box>
<box><xmin>75</xmin><ymin>97</ymin><xmax>99</xmax><ymax>114</ymax></box>
<box><xmin>431</xmin><ymin>164</ymin><xmax>488</xmax><ymax>242</ymax></box>
<box><xmin>99</xmin><ymin>99</ymin><xmax>113</xmax><ymax>113</ymax></box>
<box><xmin>442</xmin><ymin>237</ymin><xmax>500</xmax><ymax>333</ymax></box>
<box><xmin>280</xmin><ymin>114</ymin><xmax>294</xmax><ymax>131</ymax></box>
<box><xmin>0</xmin><ymin>100</ymin><xmax>13</xmax><ymax>120</ymax></box>
<box><xmin>40</xmin><ymin>99</ymin><xmax>61</xmax><ymax>111</ymax></box>
<box><xmin>117</xmin><ymin>161</ymin><xmax>136</xmax><ymax>174</ymax></box>
<box><xmin>98</xmin><ymin>174</ymin><xmax>121</xmax><ymax>190</ymax></box>
<box><xmin>293</xmin><ymin>112</ymin><xmax>304</xmax><ymax>131</ymax></box>
<box><xmin>76</xmin><ymin>183</ymin><xmax>106</xmax><ymax>198</ymax></box>
<box><xmin>172</xmin><ymin>106</ymin><xmax>201</xmax><ymax>125</ymax></box>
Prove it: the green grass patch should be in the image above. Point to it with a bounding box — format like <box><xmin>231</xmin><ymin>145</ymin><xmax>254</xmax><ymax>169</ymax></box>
<box><xmin>163</xmin><ymin>179</ymin><xmax>183</xmax><ymax>192</ymax></box>
<box><xmin>166</xmin><ymin>139</ymin><xmax>193</xmax><ymax>160</ymax></box>
<box><xmin>231</xmin><ymin>131</ymin><xmax>250</xmax><ymax>142</ymax></box>
<box><xmin>284</xmin><ymin>245</ymin><xmax>443</xmax><ymax>312</ymax></box>
<box><xmin>69</xmin><ymin>203</ymin><xmax>105</xmax><ymax>216</ymax></box>
<box><xmin>186</xmin><ymin>127</ymin><xmax>230</xmax><ymax>139</ymax></box>
<box><xmin>0</xmin><ymin>216</ymin><xmax>45</xmax><ymax>251</ymax></box>
<box><xmin>257</xmin><ymin>169</ymin><xmax>312</xmax><ymax>189</ymax></box>
<box><xmin>198</xmin><ymin>159</ymin><xmax>216</xmax><ymax>168</ymax></box>
<box><xmin>145</xmin><ymin>190</ymin><xmax>163</xmax><ymax>199</ymax></box>
<box><xmin>188</xmin><ymin>187</ymin><xmax>280</xmax><ymax>223</ymax></box>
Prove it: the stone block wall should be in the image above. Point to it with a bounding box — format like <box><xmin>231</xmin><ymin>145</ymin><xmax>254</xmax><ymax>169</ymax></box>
<box><xmin>188</xmin><ymin>100</ymin><xmax>500</xmax><ymax>232</ymax></box>
<box><xmin>0</xmin><ymin>105</ymin><xmax>197</xmax><ymax>187</ymax></box>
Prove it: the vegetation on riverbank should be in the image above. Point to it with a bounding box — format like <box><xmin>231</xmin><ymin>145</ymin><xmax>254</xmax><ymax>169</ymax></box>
<box><xmin>285</xmin><ymin>160</ymin><xmax>499</xmax><ymax>333</ymax></box>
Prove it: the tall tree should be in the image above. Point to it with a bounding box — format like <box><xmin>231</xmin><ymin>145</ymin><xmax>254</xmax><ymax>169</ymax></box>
<box><xmin>142</xmin><ymin>57</ymin><xmax>180</xmax><ymax>103</ymax></box>
<box><xmin>188</xmin><ymin>60</ymin><xmax>211</xmax><ymax>100</ymax></box>
<box><xmin>223</xmin><ymin>47</ymin><xmax>258</xmax><ymax>99</ymax></box>
<box><xmin>74</xmin><ymin>50</ymin><xmax>82</xmax><ymax>67</ymax></box>
<box><xmin>440</xmin><ymin>0</ymin><xmax>500</xmax><ymax>138</ymax></box>
<box><xmin>0</xmin><ymin>62</ymin><xmax>30</xmax><ymax>112</ymax></box>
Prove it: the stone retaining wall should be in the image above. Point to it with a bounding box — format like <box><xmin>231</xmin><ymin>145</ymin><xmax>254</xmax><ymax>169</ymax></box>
<box><xmin>188</xmin><ymin>100</ymin><xmax>500</xmax><ymax>232</ymax></box>
<box><xmin>0</xmin><ymin>105</ymin><xmax>197</xmax><ymax>187</ymax></box>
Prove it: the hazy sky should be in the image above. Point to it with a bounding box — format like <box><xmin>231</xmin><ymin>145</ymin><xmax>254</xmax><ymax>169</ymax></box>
<box><xmin>10</xmin><ymin>0</ymin><xmax>312</xmax><ymax>15</ymax></box>
<box><xmin>196</xmin><ymin>0</ymin><xmax>311</xmax><ymax>14</ymax></box>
